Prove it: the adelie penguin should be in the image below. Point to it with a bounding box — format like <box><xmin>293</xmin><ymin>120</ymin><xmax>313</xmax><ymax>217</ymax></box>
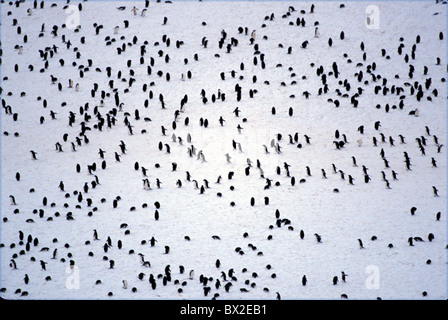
<box><xmin>9</xmin><ymin>195</ymin><xmax>17</xmax><ymax>205</ymax></box>
<box><xmin>358</xmin><ymin>239</ymin><xmax>364</xmax><ymax>249</ymax></box>
<box><xmin>30</xmin><ymin>150</ymin><xmax>38</xmax><ymax>160</ymax></box>
<box><xmin>432</xmin><ymin>186</ymin><xmax>439</xmax><ymax>197</ymax></box>
<box><xmin>302</xmin><ymin>275</ymin><xmax>307</xmax><ymax>286</ymax></box>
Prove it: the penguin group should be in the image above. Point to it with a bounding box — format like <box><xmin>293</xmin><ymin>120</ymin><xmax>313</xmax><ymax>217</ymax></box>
<box><xmin>0</xmin><ymin>0</ymin><xmax>446</xmax><ymax>301</ymax></box>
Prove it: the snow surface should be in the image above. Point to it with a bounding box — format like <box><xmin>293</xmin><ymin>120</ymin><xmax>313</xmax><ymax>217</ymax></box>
<box><xmin>0</xmin><ymin>0</ymin><xmax>447</xmax><ymax>300</ymax></box>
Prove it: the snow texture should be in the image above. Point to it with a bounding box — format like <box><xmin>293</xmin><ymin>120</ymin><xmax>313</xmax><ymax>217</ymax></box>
<box><xmin>0</xmin><ymin>0</ymin><xmax>447</xmax><ymax>300</ymax></box>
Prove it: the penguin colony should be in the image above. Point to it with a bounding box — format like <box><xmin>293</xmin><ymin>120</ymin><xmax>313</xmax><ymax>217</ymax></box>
<box><xmin>0</xmin><ymin>0</ymin><xmax>447</xmax><ymax>300</ymax></box>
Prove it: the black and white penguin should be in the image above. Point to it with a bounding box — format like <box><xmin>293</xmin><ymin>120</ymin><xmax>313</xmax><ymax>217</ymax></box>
<box><xmin>9</xmin><ymin>194</ymin><xmax>19</xmax><ymax>206</ymax></box>
<box><xmin>432</xmin><ymin>186</ymin><xmax>439</xmax><ymax>197</ymax></box>
<box><xmin>302</xmin><ymin>275</ymin><xmax>307</xmax><ymax>286</ymax></box>
<box><xmin>30</xmin><ymin>150</ymin><xmax>38</xmax><ymax>160</ymax></box>
<box><xmin>358</xmin><ymin>239</ymin><xmax>364</xmax><ymax>249</ymax></box>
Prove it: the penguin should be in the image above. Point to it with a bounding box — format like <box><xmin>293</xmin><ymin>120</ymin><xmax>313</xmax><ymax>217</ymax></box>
<box><xmin>301</xmin><ymin>90</ymin><xmax>311</xmax><ymax>101</ymax></box>
<box><xmin>251</xmin><ymin>29</ymin><xmax>256</xmax><ymax>39</ymax></box>
<box><xmin>306</xmin><ymin>166</ymin><xmax>312</xmax><ymax>176</ymax></box>
<box><xmin>348</xmin><ymin>175</ymin><xmax>355</xmax><ymax>185</ymax></box>
<box><xmin>119</xmin><ymin>140</ymin><xmax>127</xmax><ymax>154</ymax></box>
<box><xmin>431</xmin><ymin>158</ymin><xmax>437</xmax><ymax>168</ymax></box>
<box><xmin>321</xmin><ymin>169</ymin><xmax>327</xmax><ymax>179</ymax></box>
<box><xmin>333</xmin><ymin>276</ymin><xmax>338</xmax><ymax>285</ymax></box>
<box><xmin>389</xmin><ymin>136</ymin><xmax>395</xmax><ymax>146</ymax></box>
<box><xmin>30</xmin><ymin>150</ymin><xmax>38</xmax><ymax>160</ymax></box>
<box><xmin>374</xmin><ymin>121</ymin><xmax>381</xmax><ymax>130</ymax></box>
<box><xmin>405</xmin><ymin>160</ymin><xmax>412</xmax><ymax>171</ymax></box>
<box><xmin>52</xmin><ymin>248</ymin><xmax>58</xmax><ymax>259</ymax></box>
<box><xmin>364</xmin><ymin>174</ymin><xmax>371</xmax><ymax>183</ymax></box>
<box><xmin>432</xmin><ymin>186</ymin><xmax>439</xmax><ymax>197</ymax></box>
<box><xmin>9</xmin><ymin>195</ymin><xmax>17</xmax><ymax>205</ymax></box>
<box><xmin>98</xmin><ymin>148</ymin><xmax>106</xmax><ymax>159</ymax></box>
<box><xmin>391</xmin><ymin>171</ymin><xmax>398</xmax><ymax>180</ymax></box>
<box><xmin>358</xmin><ymin>239</ymin><xmax>364</xmax><ymax>249</ymax></box>
<box><xmin>302</xmin><ymin>275</ymin><xmax>307</xmax><ymax>286</ymax></box>
<box><xmin>433</xmin><ymin>135</ymin><xmax>439</xmax><ymax>145</ymax></box>
<box><xmin>10</xmin><ymin>259</ymin><xmax>17</xmax><ymax>269</ymax></box>
<box><xmin>304</xmin><ymin>135</ymin><xmax>311</xmax><ymax>144</ymax></box>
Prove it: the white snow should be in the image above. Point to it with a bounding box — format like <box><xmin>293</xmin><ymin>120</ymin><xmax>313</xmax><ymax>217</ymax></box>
<box><xmin>0</xmin><ymin>0</ymin><xmax>447</xmax><ymax>300</ymax></box>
